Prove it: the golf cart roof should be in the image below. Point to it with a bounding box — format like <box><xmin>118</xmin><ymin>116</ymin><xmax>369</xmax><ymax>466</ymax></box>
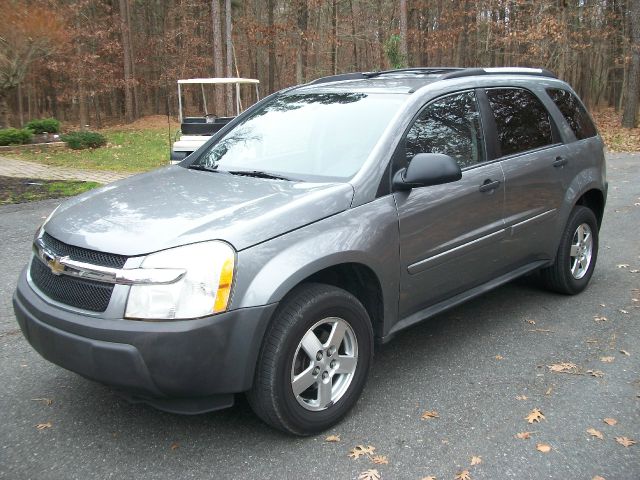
<box><xmin>178</xmin><ymin>78</ymin><xmax>260</xmax><ymax>85</ymax></box>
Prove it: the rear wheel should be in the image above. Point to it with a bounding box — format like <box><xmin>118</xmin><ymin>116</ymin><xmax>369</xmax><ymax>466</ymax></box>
<box><xmin>247</xmin><ymin>283</ymin><xmax>373</xmax><ymax>435</ymax></box>
<box><xmin>540</xmin><ymin>206</ymin><xmax>599</xmax><ymax>294</ymax></box>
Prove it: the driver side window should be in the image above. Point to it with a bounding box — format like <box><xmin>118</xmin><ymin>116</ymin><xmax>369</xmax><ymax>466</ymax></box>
<box><xmin>405</xmin><ymin>91</ymin><xmax>485</xmax><ymax>169</ymax></box>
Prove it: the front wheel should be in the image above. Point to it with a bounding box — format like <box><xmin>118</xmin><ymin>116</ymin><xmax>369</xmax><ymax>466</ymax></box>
<box><xmin>247</xmin><ymin>283</ymin><xmax>373</xmax><ymax>435</ymax></box>
<box><xmin>539</xmin><ymin>205</ymin><xmax>599</xmax><ymax>294</ymax></box>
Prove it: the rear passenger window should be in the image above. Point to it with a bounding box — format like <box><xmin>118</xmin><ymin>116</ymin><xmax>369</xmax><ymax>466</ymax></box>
<box><xmin>486</xmin><ymin>88</ymin><xmax>553</xmax><ymax>156</ymax></box>
<box><xmin>405</xmin><ymin>91</ymin><xmax>485</xmax><ymax>169</ymax></box>
<box><xmin>547</xmin><ymin>88</ymin><xmax>597</xmax><ymax>140</ymax></box>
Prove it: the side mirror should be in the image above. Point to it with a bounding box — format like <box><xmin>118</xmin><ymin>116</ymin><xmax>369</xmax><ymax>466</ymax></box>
<box><xmin>393</xmin><ymin>153</ymin><xmax>462</xmax><ymax>191</ymax></box>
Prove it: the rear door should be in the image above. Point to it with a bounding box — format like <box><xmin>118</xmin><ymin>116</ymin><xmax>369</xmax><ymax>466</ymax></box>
<box><xmin>482</xmin><ymin>87</ymin><xmax>568</xmax><ymax>266</ymax></box>
<box><xmin>394</xmin><ymin>90</ymin><xmax>507</xmax><ymax>321</ymax></box>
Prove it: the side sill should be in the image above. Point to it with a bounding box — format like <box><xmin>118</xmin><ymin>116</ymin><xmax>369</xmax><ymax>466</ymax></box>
<box><xmin>382</xmin><ymin>260</ymin><xmax>550</xmax><ymax>342</ymax></box>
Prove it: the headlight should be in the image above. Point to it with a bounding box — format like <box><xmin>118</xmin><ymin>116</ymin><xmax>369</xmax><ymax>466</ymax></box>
<box><xmin>125</xmin><ymin>241</ymin><xmax>235</xmax><ymax>320</ymax></box>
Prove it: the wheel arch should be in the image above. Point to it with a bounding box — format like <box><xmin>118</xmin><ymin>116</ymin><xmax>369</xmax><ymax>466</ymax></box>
<box><xmin>574</xmin><ymin>188</ymin><xmax>605</xmax><ymax>229</ymax></box>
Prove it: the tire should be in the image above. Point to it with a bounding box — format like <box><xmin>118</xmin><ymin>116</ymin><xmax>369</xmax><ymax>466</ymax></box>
<box><xmin>539</xmin><ymin>205</ymin><xmax>599</xmax><ymax>295</ymax></box>
<box><xmin>247</xmin><ymin>283</ymin><xmax>374</xmax><ymax>435</ymax></box>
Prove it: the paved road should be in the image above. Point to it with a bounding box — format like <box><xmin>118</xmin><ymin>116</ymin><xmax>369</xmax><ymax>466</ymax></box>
<box><xmin>0</xmin><ymin>154</ymin><xmax>638</xmax><ymax>480</ymax></box>
<box><xmin>0</xmin><ymin>156</ymin><xmax>131</xmax><ymax>184</ymax></box>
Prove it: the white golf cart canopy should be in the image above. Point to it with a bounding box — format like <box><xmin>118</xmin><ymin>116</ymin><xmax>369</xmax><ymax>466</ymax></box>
<box><xmin>177</xmin><ymin>77</ymin><xmax>260</xmax><ymax>123</ymax></box>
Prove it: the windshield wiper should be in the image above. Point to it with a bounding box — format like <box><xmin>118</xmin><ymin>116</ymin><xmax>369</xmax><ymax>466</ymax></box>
<box><xmin>228</xmin><ymin>170</ymin><xmax>293</xmax><ymax>181</ymax></box>
<box><xmin>187</xmin><ymin>164</ymin><xmax>221</xmax><ymax>173</ymax></box>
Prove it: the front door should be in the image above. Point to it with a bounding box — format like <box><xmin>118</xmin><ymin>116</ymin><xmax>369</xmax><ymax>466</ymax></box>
<box><xmin>394</xmin><ymin>90</ymin><xmax>507</xmax><ymax>321</ymax></box>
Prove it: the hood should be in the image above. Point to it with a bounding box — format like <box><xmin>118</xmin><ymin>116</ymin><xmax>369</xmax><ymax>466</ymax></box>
<box><xmin>44</xmin><ymin>166</ymin><xmax>354</xmax><ymax>256</ymax></box>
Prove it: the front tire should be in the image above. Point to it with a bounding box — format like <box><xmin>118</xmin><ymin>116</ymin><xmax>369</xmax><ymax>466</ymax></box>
<box><xmin>247</xmin><ymin>283</ymin><xmax>373</xmax><ymax>435</ymax></box>
<box><xmin>540</xmin><ymin>206</ymin><xmax>599</xmax><ymax>294</ymax></box>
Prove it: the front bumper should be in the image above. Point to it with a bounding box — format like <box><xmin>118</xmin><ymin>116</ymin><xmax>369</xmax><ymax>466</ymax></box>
<box><xmin>13</xmin><ymin>269</ymin><xmax>277</xmax><ymax>413</ymax></box>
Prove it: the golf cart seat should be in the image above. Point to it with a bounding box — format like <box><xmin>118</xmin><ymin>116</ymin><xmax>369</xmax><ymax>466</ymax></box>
<box><xmin>180</xmin><ymin>116</ymin><xmax>235</xmax><ymax>135</ymax></box>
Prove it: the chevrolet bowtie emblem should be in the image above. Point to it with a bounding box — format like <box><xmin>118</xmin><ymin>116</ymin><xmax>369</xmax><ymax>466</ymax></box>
<box><xmin>47</xmin><ymin>255</ymin><xmax>68</xmax><ymax>276</ymax></box>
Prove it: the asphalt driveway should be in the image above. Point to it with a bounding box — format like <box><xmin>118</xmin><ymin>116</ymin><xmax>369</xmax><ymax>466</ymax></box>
<box><xmin>1</xmin><ymin>153</ymin><xmax>638</xmax><ymax>480</ymax></box>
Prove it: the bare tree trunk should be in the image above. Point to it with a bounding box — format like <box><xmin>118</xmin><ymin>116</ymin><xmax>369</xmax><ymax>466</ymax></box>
<box><xmin>0</xmin><ymin>92</ymin><xmax>9</xmax><ymax>128</ymax></box>
<box><xmin>78</xmin><ymin>80</ymin><xmax>88</xmax><ymax>129</ymax></box>
<box><xmin>399</xmin><ymin>0</ymin><xmax>408</xmax><ymax>65</ymax></box>
<box><xmin>267</xmin><ymin>0</ymin><xmax>276</xmax><ymax>93</ymax></box>
<box><xmin>118</xmin><ymin>0</ymin><xmax>134</xmax><ymax>123</ymax></box>
<box><xmin>622</xmin><ymin>0</ymin><xmax>640</xmax><ymax>127</ymax></box>
<box><xmin>331</xmin><ymin>0</ymin><xmax>338</xmax><ymax>75</ymax></box>
<box><xmin>349</xmin><ymin>0</ymin><xmax>358</xmax><ymax>70</ymax></box>
<box><xmin>124</xmin><ymin>0</ymin><xmax>139</xmax><ymax>119</ymax></box>
<box><xmin>212</xmin><ymin>0</ymin><xmax>225</xmax><ymax>113</ymax></box>
<box><xmin>296</xmin><ymin>0</ymin><xmax>308</xmax><ymax>83</ymax></box>
<box><xmin>376</xmin><ymin>0</ymin><xmax>385</xmax><ymax>69</ymax></box>
<box><xmin>17</xmin><ymin>83</ymin><xmax>23</xmax><ymax>127</ymax></box>
<box><xmin>225</xmin><ymin>0</ymin><xmax>233</xmax><ymax>115</ymax></box>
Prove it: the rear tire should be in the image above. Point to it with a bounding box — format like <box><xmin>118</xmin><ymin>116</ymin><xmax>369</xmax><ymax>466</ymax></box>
<box><xmin>539</xmin><ymin>206</ymin><xmax>599</xmax><ymax>295</ymax></box>
<box><xmin>247</xmin><ymin>283</ymin><xmax>373</xmax><ymax>436</ymax></box>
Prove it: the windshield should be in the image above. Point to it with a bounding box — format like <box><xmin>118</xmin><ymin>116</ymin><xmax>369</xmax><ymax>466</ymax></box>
<box><xmin>188</xmin><ymin>92</ymin><xmax>407</xmax><ymax>181</ymax></box>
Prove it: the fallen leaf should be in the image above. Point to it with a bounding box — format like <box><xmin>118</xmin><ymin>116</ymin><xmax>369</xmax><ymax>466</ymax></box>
<box><xmin>529</xmin><ymin>328</ymin><xmax>553</xmax><ymax>333</ymax></box>
<box><xmin>471</xmin><ymin>455</ymin><xmax>482</xmax><ymax>465</ymax></box>
<box><xmin>603</xmin><ymin>418</ymin><xmax>618</xmax><ymax>426</ymax></box>
<box><xmin>615</xmin><ymin>436</ymin><xmax>636</xmax><ymax>447</ymax></box>
<box><xmin>358</xmin><ymin>469</ymin><xmax>381</xmax><ymax>480</ymax></box>
<box><xmin>526</xmin><ymin>408</ymin><xmax>545</xmax><ymax>424</ymax></box>
<box><xmin>455</xmin><ymin>470</ymin><xmax>471</xmax><ymax>480</ymax></box>
<box><xmin>600</xmin><ymin>356</ymin><xmax>615</xmax><ymax>363</ymax></box>
<box><xmin>516</xmin><ymin>395</ymin><xmax>528</xmax><ymax>400</ymax></box>
<box><xmin>631</xmin><ymin>269</ymin><xmax>639</xmax><ymax>273</ymax></box>
<box><xmin>594</xmin><ymin>315</ymin><xmax>608</xmax><ymax>322</ymax></box>
<box><xmin>325</xmin><ymin>434</ymin><xmax>341</xmax><ymax>442</ymax></box>
<box><xmin>536</xmin><ymin>442</ymin><xmax>552</xmax><ymax>453</ymax></box>
<box><xmin>516</xmin><ymin>431</ymin><xmax>532</xmax><ymax>439</ymax></box>
<box><xmin>421</xmin><ymin>410</ymin><xmax>439</xmax><ymax>421</ymax></box>
<box><xmin>494</xmin><ymin>355</ymin><xmax>504</xmax><ymax>360</ymax></box>
<box><xmin>35</xmin><ymin>422</ymin><xmax>52</xmax><ymax>430</ymax></box>
<box><xmin>587</xmin><ymin>428</ymin><xmax>604</xmax><ymax>440</ymax></box>
<box><xmin>548</xmin><ymin>362</ymin><xmax>577</xmax><ymax>373</ymax></box>
<box><xmin>31</xmin><ymin>398</ymin><xmax>53</xmax><ymax>406</ymax></box>
<box><xmin>599</xmin><ymin>303</ymin><xmax>606</xmax><ymax>307</ymax></box>
<box><xmin>421</xmin><ymin>477</ymin><xmax>437</xmax><ymax>480</ymax></box>
<box><xmin>372</xmin><ymin>455</ymin><xmax>388</xmax><ymax>465</ymax></box>
<box><xmin>619</xmin><ymin>309</ymin><xmax>629</xmax><ymax>314</ymax></box>
<box><xmin>545</xmin><ymin>386</ymin><xmax>553</xmax><ymax>395</ymax></box>
<box><xmin>592</xmin><ymin>476</ymin><xmax>606</xmax><ymax>480</ymax></box>
<box><xmin>587</xmin><ymin>370</ymin><xmax>605</xmax><ymax>378</ymax></box>
<box><xmin>349</xmin><ymin>445</ymin><xmax>375</xmax><ymax>459</ymax></box>
<box><xmin>616</xmin><ymin>264</ymin><xmax>629</xmax><ymax>269</ymax></box>
<box><xmin>526</xmin><ymin>319</ymin><xmax>536</xmax><ymax>325</ymax></box>
<box><xmin>170</xmin><ymin>442</ymin><xmax>179</xmax><ymax>450</ymax></box>
<box><xmin>620</xmin><ymin>349</ymin><xmax>630</xmax><ymax>356</ymax></box>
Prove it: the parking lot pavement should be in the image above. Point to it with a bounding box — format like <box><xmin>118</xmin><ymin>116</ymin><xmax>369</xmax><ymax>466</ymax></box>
<box><xmin>0</xmin><ymin>153</ymin><xmax>638</xmax><ymax>480</ymax></box>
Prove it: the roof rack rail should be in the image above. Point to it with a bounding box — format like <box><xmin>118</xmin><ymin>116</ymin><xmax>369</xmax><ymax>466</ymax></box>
<box><xmin>307</xmin><ymin>72</ymin><xmax>369</xmax><ymax>85</ymax></box>
<box><xmin>307</xmin><ymin>67</ymin><xmax>465</xmax><ymax>85</ymax></box>
<box><xmin>441</xmin><ymin>67</ymin><xmax>556</xmax><ymax>80</ymax></box>
<box><xmin>363</xmin><ymin>67</ymin><xmax>464</xmax><ymax>78</ymax></box>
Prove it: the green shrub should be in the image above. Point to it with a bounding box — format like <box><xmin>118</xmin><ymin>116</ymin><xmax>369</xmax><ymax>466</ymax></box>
<box><xmin>0</xmin><ymin>128</ymin><xmax>33</xmax><ymax>146</ymax></box>
<box><xmin>25</xmin><ymin>118</ymin><xmax>61</xmax><ymax>134</ymax></box>
<box><xmin>61</xmin><ymin>131</ymin><xmax>107</xmax><ymax>150</ymax></box>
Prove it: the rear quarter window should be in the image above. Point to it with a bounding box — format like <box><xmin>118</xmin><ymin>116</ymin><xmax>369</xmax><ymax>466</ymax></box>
<box><xmin>547</xmin><ymin>88</ymin><xmax>597</xmax><ymax>140</ymax></box>
<box><xmin>485</xmin><ymin>88</ymin><xmax>554</xmax><ymax>157</ymax></box>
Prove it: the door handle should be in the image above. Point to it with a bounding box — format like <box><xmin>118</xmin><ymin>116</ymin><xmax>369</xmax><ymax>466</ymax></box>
<box><xmin>479</xmin><ymin>179</ymin><xmax>501</xmax><ymax>193</ymax></box>
<box><xmin>553</xmin><ymin>156</ymin><xmax>568</xmax><ymax>168</ymax></box>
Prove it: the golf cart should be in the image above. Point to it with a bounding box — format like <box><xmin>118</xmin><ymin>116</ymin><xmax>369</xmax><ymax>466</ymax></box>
<box><xmin>170</xmin><ymin>77</ymin><xmax>260</xmax><ymax>163</ymax></box>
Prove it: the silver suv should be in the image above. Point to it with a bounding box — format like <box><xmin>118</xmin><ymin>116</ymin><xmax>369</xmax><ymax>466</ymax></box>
<box><xmin>13</xmin><ymin>67</ymin><xmax>607</xmax><ymax>435</ymax></box>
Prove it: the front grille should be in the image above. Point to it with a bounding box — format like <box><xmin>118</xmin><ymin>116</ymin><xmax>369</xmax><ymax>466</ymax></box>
<box><xmin>30</xmin><ymin>233</ymin><xmax>128</xmax><ymax>312</ymax></box>
<box><xmin>30</xmin><ymin>259</ymin><xmax>114</xmax><ymax>312</ymax></box>
<box><xmin>42</xmin><ymin>232</ymin><xmax>127</xmax><ymax>268</ymax></box>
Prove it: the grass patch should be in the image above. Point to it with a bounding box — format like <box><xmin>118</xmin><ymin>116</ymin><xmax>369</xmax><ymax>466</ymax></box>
<box><xmin>0</xmin><ymin>176</ymin><xmax>100</xmax><ymax>205</ymax></box>
<box><xmin>12</xmin><ymin>128</ymin><xmax>172</xmax><ymax>173</ymax></box>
